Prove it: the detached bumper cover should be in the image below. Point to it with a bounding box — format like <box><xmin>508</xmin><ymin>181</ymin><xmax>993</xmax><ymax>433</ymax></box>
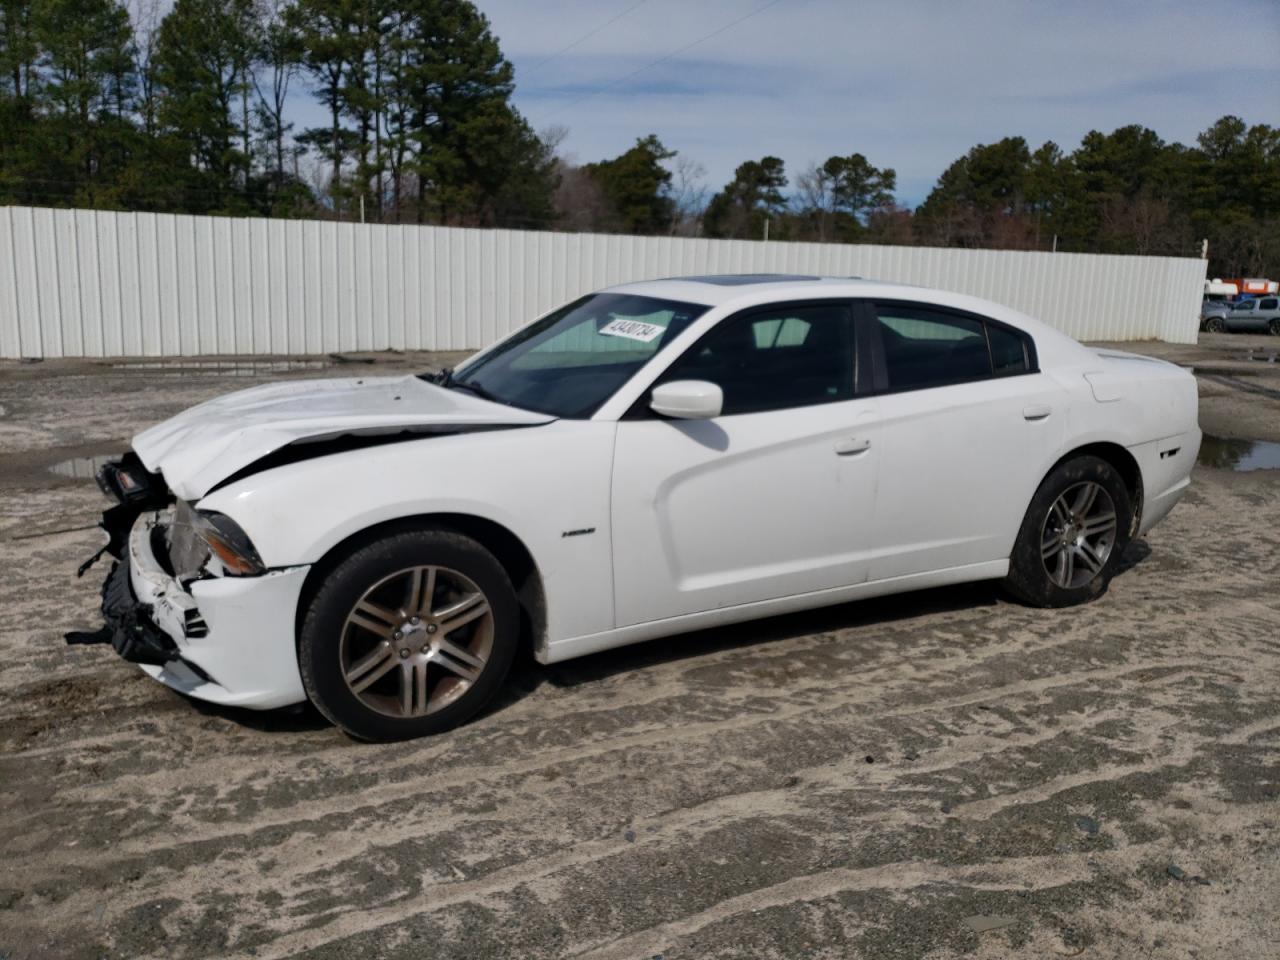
<box><xmin>78</xmin><ymin>512</ymin><xmax>312</xmax><ymax>710</ymax></box>
<box><xmin>92</xmin><ymin>558</ymin><xmax>179</xmax><ymax>666</ymax></box>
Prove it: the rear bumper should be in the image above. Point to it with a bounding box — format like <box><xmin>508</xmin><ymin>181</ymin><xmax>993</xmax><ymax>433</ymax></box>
<box><xmin>1133</xmin><ymin>428</ymin><xmax>1201</xmax><ymax>537</ymax></box>
<box><xmin>105</xmin><ymin>512</ymin><xmax>311</xmax><ymax>709</ymax></box>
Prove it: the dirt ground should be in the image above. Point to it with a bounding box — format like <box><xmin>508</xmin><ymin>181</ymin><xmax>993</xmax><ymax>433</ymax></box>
<box><xmin>0</xmin><ymin>333</ymin><xmax>1277</xmax><ymax>960</ymax></box>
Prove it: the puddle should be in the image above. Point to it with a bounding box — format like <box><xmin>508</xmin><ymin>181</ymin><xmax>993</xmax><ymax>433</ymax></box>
<box><xmin>49</xmin><ymin>455</ymin><xmax>118</xmax><ymax>480</ymax></box>
<box><xmin>1198</xmin><ymin>435</ymin><xmax>1280</xmax><ymax>472</ymax></box>
<box><xmin>109</xmin><ymin>359</ymin><xmax>331</xmax><ymax>377</ymax></box>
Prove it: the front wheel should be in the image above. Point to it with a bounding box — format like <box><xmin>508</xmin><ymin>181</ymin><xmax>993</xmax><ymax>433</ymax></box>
<box><xmin>299</xmin><ymin>527</ymin><xmax>519</xmax><ymax>741</ymax></box>
<box><xmin>1204</xmin><ymin>317</ymin><xmax>1225</xmax><ymax>333</ymax></box>
<box><xmin>1004</xmin><ymin>455</ymin><xmax>1134</xmax><ymax>607</ymax></box>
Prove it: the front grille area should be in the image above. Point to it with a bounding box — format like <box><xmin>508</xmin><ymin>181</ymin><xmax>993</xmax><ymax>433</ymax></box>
<box><xmin>167</xmin><ymin>501</ymin><xmax>212</xmax><ymax>582</ymax></box>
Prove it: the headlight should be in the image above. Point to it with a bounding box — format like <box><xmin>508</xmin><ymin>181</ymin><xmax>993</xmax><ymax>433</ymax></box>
<box><xmin>96</xmin><ymin>453</ymin><xmax>168</xmax><ymax>506</ymax></box>
<box><xmin>192</xmin><ymin>511</ymin><xmax>265</xmax><ymax>576</ymax></box>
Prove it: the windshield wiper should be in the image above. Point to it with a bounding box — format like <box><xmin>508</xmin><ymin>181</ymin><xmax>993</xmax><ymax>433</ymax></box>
<box><xmin>426</xmin><ymin>365</ymin><xmax>516</xmax><ymax>409</ymax></box>
<box><xmin>448</xmin><ymin>379</ymin><xmax>507</xmax><ymax>406</ymax></box>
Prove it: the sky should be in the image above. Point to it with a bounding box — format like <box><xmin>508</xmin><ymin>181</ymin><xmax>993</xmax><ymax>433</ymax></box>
<box><xmin>473</xmin><ymin>0</ymin><xmax>1280</xmax><ymax>207</ymax></box>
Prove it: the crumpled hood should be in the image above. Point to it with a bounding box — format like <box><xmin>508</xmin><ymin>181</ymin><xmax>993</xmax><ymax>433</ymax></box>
<box><xmin>133</xmin><ymin>375</ymin><xmax>553</xmax><ymax>500</ymax></box>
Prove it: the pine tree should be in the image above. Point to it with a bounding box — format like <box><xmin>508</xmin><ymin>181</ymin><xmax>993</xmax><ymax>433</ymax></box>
<box><xmin>703</xmin><ymin>156</ymin><xmax>787</xmax><ymax>239</ymax></box>
<box><xmin>389</xmin><ymin>0</ymin><xmax>551</xmax><ymax>225</ymax></box>
<box><xmin>252</xmin><ymin>0</ymin><xmax>301</xmax><ymax>194</ymax></box>
<box><xmin>23</xmin><ymin>0</ymin><xmax>133</xmax><ymax>201</ymax></box>
<box><xmin>153</xmin><ymin>0</ymin><xmax>258</xmax><ymax>210</ymax></box>
<box><xmin>292</xmin><ymin>0</ymin><xmax>360</xmax><ymax>212</ymax></box>
<box><xmin>1</xmin><ymin>0</ymin><xmax>39</xmax><ymax>99</ymax></box>
<box><xmin>583</xmin><ymin>134</ymin><xmax>674</xmax><ymax>233</ymax></box>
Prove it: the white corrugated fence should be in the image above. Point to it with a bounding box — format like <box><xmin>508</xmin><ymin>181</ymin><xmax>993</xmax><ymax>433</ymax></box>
<box><xmin>0</xmin><ymin>205</ymin><xmax>1207</xmax><ymax>359</ymax></box>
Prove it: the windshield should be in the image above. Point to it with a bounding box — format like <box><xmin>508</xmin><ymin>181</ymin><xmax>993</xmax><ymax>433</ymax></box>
<box><xmin>442</xmin><ymin>293</ymin><xmax>709</xmax><ymax>418</ymax></box>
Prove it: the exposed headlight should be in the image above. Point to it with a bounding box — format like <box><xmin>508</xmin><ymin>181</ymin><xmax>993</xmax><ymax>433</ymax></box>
<box><xmin>96</xmin><ymin>453</ymin><xmax>168</xmax><ymax>506</ymax></box>
<box><xmin>192</xmin><ymin>511</ymin><xmax>265</xmax><ymax>576</ymax></box>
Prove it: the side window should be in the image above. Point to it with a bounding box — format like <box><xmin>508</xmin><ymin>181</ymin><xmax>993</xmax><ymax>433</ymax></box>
<box><xmin>659</xmin><ymin>303</ymin><xmax>854</xmax><ymax>415</ymax></box>
<box><xmin>1260</xmin><ymin>298</ymin><xmax>1278</xmax><ymax>310</ymax></box>
<box><xmin>988</xmin><ymin>324</ymin><xmax>1029</xmax><ymax>376</ymax></box>
<box><xmin>874</xmin><ymin>306</ymin><xmax>989</xmax><ymax>390</ymax></box>
<box><xmin>871</xmin><ymin>303</ymin><xmax>1033</xmax><ymax>391</ymax></box>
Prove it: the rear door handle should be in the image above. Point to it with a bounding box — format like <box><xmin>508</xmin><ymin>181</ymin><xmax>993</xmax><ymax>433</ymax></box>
<box><xmin>1023</xmin><ymin>404</ymin><xmax>1052</xmax><ymax>421</ymax></box>
<box><xmin>834</xmin><ymin>437</ymin><xmax>871</xmax><ymax>456</ymax></box>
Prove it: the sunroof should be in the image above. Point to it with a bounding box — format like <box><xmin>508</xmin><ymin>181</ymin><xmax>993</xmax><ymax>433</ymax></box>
<box><xmin>676</xmin><ymin>274</ymin><xmax>823</xmax><ymax>286</ymax></box>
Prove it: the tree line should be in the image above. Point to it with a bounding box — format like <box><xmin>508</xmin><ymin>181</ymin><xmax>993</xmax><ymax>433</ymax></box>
<box><xmin>1</xmin><ymin>0</ymin><xmax>555</xmax><ymax>224</ymax></box>
<box><xmin>2</xmin><ymin>0</ymin><xmax>1277</xmax><ymax>278</ymax></box>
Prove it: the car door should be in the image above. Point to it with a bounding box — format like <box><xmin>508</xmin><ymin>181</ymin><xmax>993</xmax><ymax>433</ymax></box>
<box><xmin>610</xmin><ymin>301</ymin><xmax>879</xmax><ymax>628</ymax></box>
<box><xmin>858</xmin><ymin>301</ymin><xmax>1067</xmax><ymax>581</ymax></box>
<box><xmin>1226</xmin><ymin>300</ymin><xmax>1255</xmax><ymax>331</ymax></box>
<box><xmin>1256</xmin><ymin>298</ymin><xmax>1279</xmax><ymax>332</ymax></box>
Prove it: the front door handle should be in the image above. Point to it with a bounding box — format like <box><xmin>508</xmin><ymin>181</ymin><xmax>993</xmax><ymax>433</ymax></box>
<box><xmin>1023</xmin><ymin>404</ymin><xmax>1052</xmax><ymax>421</ymax></box>
<box><xmin>835</xmin><ymin>437</ymin><xmax>871</xmax><ymax>456</ymax></box>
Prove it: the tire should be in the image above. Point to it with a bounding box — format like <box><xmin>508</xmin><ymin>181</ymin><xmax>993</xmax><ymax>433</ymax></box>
<box><xmin>1205</xmin><ymin>317</ymin><xmax>1225</xmax><ymax>333</ymax></box>
<box><xmin>1004</xmin><ymin>455</ymin><xmax>1134</xmax><ymax>608</ymax></box>
<box><xmin>299</xmin><ymin>527</ymin><xmax>518</xmax><ymax>741</ymax></box>
<box><xmin>1269</xmin><ymin>318</ymin><xmax>1280</xmax><ymax>336</ymax></box>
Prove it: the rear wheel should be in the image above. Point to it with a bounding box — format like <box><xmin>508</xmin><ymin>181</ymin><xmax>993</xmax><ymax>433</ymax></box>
<box><xmin>1004</xmin><ymin>455</ymin><xmax>1133</xmax><ymax>607</ymax></box>
<box><xmin>1269</xmin><ymin>318</ymin><xmax>1280</xmax><ymax>336</ymax></box>
<box><xmin>299</xmin><ymin>527</ymin><xmax>518</xmax><ymax>741</ymax></box>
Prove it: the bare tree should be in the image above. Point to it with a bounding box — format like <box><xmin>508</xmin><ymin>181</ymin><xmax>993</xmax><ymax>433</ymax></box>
<box><xmin>794</xmin><ymin>162</ymin><xmax>836</xmax><ymax>241</ymax></box>
<box><xmin>552</xmin><ymin>156</ymin><xmax>612</xmax><ymax>232</ymax></box>
<box><xmin>865</xmin><ymin>204</ymin><xmax>914</xmax><ymax>246</ymax></box>
<box><xmin>668</xmin><ymin>154</ymin><xmax>707</xmax><ymax>235</ymax></box>
<box><xmin>984</xmin><ymin>209</ymin><xmax>1037</xmax><ymax>250</ymax></box>
<box><xmin>1099</xmin><ymin>192</ymin><xmax>1175</xmax><ymax>256</ymax></box>
<box><xmin>540</xmin><ymin>124</ymin><xmax>570</xmax><ymax>155</ymax></box>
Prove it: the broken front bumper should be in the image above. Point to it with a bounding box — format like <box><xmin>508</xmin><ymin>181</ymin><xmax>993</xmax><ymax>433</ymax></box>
<box><xmin>89</xmin><ymin>511</ymin><xmax>312</xmax><ymax>710</ymax></box>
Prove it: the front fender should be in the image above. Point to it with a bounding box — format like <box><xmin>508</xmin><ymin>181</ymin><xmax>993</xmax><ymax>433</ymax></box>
<box><xmin>197</xmin><ymin>421</ymin><xmax>620</xmax><ymax>645</ymax></box>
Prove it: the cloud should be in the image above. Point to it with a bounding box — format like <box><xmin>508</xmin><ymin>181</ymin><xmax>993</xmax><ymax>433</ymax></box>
<box><xmin>480</xmin><ymin>0</ymin><xmax>1280</xmax><ymax>205</ymax></box>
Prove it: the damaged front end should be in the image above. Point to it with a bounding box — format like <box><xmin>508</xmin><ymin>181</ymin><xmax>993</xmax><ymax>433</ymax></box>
<box><xmin>66</xmin><ymin>453</ymin><xmax>179</xmax><ymax>665</ymax></box>
<box><xmin>67</xmin><ymin>455</ymin><xmax>310</xmax><ymax>710</ymax></box>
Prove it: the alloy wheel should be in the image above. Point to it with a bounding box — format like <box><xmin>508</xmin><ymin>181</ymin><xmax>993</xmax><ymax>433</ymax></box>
<box><xmin>1270</xmin><ymin>318</ymin><xmax>1280</xmax><ymax>336</ymax></box>
<box><xmin>1040</xmin><ymin>481</ymin><xmax>1118</xmax><ymax>589</ymax></box>
<box><xmin>340</xmin><ymin>565</ymin><xmax>494</xmax><ymax>718</ymax></box>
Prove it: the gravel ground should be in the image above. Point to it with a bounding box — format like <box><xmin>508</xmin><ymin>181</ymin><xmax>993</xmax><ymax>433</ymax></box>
<box><xmin>0</xmin><ymin>333</ymin><xmax>1277</xmax><ymax>959</ymax></box>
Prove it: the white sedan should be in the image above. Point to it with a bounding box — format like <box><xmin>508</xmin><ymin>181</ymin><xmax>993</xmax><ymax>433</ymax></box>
<box><xmin>75</xmin><ymin>275</ymin><xmax>1200</xmax><ymax>741</ymax></box>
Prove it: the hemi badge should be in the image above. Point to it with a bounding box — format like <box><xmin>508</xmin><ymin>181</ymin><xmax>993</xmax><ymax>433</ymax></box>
<box><xmin>561</xmin><ymin>527</ymin><xmax>596</xmax><ymax>538</ymax></box>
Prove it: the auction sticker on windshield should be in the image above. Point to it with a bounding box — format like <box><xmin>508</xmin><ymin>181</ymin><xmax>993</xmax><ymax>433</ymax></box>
<box><xmin>599</xmin><ymin>318</ymin><xmax>665</xmax><ymax>342</ymax></box>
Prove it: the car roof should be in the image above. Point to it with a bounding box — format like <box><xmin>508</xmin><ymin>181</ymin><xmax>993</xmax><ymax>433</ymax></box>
<box><xmin>602</xmin><ymin>274</ymin><xmax>907</xmax><ymax>307</ymax></box>
<box><xmin>599</xmin><ymin>273</ymin><xmax>1091</xmax><ymax>366</ymax></box>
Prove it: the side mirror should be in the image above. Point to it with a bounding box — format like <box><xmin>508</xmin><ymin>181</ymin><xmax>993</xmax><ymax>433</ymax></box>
<box><xmin>649</xmin><ymin>380</ymin><xmax>723</xmax><ymax>420</ymax></box>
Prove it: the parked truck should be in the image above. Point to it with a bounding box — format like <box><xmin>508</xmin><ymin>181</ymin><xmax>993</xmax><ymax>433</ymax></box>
<box><xmin>1224</xmin><ymin>278</ymin><xmax>1279</xmax><ymax>297</ymax></box>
